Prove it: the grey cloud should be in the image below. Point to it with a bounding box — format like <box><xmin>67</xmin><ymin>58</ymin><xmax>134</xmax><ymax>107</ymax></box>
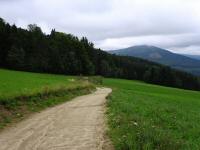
<box><xmin>95</xmin><ymin>33</ymin><xmax>200</xmax><ymax>54</ymax></box>
<box><xmin>0</xmin><ymin>0</ymin><xmax>200</xmax><ymax>54</ymax></box>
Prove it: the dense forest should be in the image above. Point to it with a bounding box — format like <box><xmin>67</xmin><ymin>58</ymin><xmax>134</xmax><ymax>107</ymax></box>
<box><xmin>0</xmin><ymin>17</ymin><xmax>200</xmax><ymax>90</ymax></box>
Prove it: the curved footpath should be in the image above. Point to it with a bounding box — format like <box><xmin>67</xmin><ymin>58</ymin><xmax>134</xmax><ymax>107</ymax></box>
<box><xmin>0</xmin><ymin>88</ymin><xmax>112</xmax><ymax>150</ymax></box>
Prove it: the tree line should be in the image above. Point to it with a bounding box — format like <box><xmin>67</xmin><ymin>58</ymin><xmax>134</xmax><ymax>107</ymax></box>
<box><xmin>0</xmin><ymin>17</ymin><xmax>200</xmax><ymax>90</ymax></box>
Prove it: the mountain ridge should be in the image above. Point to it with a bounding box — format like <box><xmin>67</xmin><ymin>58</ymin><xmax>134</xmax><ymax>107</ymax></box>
<box><xmin>109</xmin><ymin>45</ymin><xmax>200</xmax><ymax>76</ymax></box>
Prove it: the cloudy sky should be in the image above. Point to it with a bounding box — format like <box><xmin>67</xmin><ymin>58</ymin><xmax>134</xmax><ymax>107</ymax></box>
<box><xmin>0</xmin><ymin>0</ymin><xmax>200</xmax><ymax>54</ymax></box>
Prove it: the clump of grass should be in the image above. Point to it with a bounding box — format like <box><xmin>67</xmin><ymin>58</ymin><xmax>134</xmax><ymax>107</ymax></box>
<box><xmin>76</xmin><ymin>76</ymin><xmax>103</xmax><ymax>85</ymax></box>
<box><xmin>88</xmin><ymin>76</ymin><xmax>103</xmax><ymax>85</ymax></box>
<box><xmin>104</xmin><ymin>78</ymin><xmax>200</xmax><ymax>150</ymax></box>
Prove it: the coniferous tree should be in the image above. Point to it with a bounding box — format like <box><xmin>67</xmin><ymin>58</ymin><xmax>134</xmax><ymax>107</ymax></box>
<box><xmin>7</xmin><ymin>46</ymin><xmax>25</xmax><ymax>69</ymax></box>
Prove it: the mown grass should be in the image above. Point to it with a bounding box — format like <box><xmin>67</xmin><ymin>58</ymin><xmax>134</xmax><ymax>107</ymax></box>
<box><xmin>0</xmin><ymin>69</ymin><xmax>95</xmax><ymax>129</ymax></box>
<box><xmin>103</xmin><ymin>78</ymin><xmax>200</xmax><ymax>150</ymax></box>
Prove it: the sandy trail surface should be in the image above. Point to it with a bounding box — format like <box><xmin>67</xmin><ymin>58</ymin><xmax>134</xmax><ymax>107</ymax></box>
<box><xmin>0</xmin><ymin>88</ymin><xmax>112</xmax><ymax>150</ymax></box>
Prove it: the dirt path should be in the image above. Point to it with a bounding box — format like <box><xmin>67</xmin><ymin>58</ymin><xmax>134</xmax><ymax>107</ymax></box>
<box><xmin>0</xmin><ymin>88</ymin><xmax>112</xmax><ymax>150</ymax></box>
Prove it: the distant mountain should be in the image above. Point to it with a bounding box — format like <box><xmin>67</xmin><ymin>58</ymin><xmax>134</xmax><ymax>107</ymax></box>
<box><xmin>109</xmin><ymin>45</ymin><xmax>200</xmax><ymax>76</ymax></box>
<box><xmin>183</xmin><ymin>54</ymin><xmax>200</xmax><ymax>61</ymax></box>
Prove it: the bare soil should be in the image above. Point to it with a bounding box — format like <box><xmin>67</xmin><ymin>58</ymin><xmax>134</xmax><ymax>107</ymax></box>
<box><xmin>0</xmin><ymin>88</ymin><xmax>112</xmax><ymax>150</ymax></box>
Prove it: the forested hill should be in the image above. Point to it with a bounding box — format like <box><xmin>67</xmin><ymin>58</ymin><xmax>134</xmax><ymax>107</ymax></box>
<box><xmin>0</xmin><ymin>18</ymin><xmax>200</xmax><ymax>91</ymax></box>
<box><xmin>109</xmin><ymin>45</ymin><xmax>200</xmax><ymax>76</ymax></box>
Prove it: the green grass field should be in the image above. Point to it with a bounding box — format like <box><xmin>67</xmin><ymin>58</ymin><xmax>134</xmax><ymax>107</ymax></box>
<box><xmin>0</xmin><ymin>69</ymin><xmax>81</xmax><ymax>99</ymax></box>
<box><xmin>103</xmin><ymin>78</ymin><xmax>200</xmax><ymax>150</ymax></box>
<box><xmin>0</xmin><ymin>69</ymin><xmax>94</xmax><ymax>129</ymax></box>
<box><xmin>2</xmin><ymin>69</ymin><xmax>200</xmax><ymax>149</ymax></box>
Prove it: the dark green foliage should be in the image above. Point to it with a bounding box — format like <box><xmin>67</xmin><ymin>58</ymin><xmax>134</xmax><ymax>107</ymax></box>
<box><xmin>7</xmin><ymin>46</ymin><xmax>25</xmax><ymax>69</ymax></box>
<box><xmin>0</xmin><ymin>17</ymin><xmax>200</xmax><ymax>91</ymax></box>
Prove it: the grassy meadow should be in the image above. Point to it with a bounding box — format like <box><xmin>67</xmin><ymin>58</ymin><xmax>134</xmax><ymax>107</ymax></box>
<box><xmin>103</xmin><ymin>78</ymin><xmax>200</xmax><ymax>150</ymax></box>
<box><xmin>0</xmin><ymin>69</ymin><xmax>82</xmax><ymax>99</ymax></box>
<box><xmin>0</xmin><ymin>69</ymin><xmax>94</xmax><ymax>129</ymax></box>
<box><xmin>1</xmin><ymin>68</ymin><xmax>200</xmax><ymax>150</ymax></box>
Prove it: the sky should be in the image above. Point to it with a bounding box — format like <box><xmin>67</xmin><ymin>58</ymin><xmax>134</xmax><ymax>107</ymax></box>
<box><xmin>0</xmin><ymin>0</ymin><xmax>200</xmax><ymax>55</ymax></box>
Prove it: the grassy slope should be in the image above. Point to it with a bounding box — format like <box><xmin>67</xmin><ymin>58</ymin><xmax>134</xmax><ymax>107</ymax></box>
<box><xmin>0</xmin><ymin>69</ymin><xmax>94</xmax><ymax>129</ymax></box>
<box><xmin>0</xmin><ymin>69</ymin><xmax>79</xmax><ymax>99</ymax></box>
<box><xmin>103</xmin><ymin>78</ymin><xmax>200</xmax><ymax>150</ymax></box>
